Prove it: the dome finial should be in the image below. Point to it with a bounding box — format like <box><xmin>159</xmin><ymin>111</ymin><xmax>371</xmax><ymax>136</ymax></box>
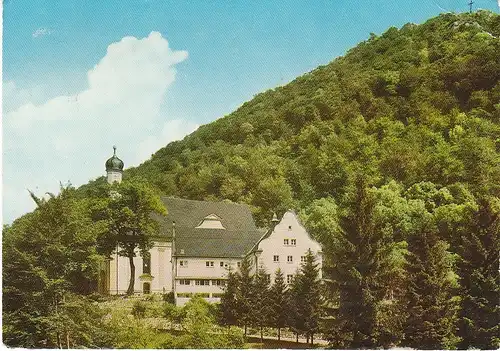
<box><xmin>113</xmin><ymin>145</ymin><xmax>117</xmax><ymax>156</ymax></box>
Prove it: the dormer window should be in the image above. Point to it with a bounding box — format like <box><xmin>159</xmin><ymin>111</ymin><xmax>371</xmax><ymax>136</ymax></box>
<box><xmin>196</xmin><ymin>214</ymin><xmax>225</xmax><ymax>229</ymax></box>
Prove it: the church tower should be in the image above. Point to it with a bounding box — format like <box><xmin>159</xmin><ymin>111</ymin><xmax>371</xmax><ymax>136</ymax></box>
<box><xmin>105</xmin><ymin>146</ymin><xmax>124</xmax><ymax>184</ymax></box>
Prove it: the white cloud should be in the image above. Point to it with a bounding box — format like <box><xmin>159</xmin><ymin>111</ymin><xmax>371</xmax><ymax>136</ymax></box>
<box><xmin>32</xmin><ymin>27</ymin><xmax>51</xmax><ymax>38</ymax></box>
<box><xmin>4</xmin><ymin>32</ymin><xmax>190</xmax><ymax>222</ymax></box>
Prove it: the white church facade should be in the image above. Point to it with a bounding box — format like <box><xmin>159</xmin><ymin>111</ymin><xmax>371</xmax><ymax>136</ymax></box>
<box><xmin>102</xmin><ymin>148</ymin><xmax>322</xmax><ymax>306</ymax></box>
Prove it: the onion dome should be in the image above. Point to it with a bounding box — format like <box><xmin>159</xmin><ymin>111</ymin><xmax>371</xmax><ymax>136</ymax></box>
<box><xmin>105</xmin><ymin>146</ymin><xmax>124</xmax><ymax>172</ymax></box>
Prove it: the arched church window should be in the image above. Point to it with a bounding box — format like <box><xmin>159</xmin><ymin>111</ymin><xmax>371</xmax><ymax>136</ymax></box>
<box><xmin>143</xmin><ymin>253</ymin><xmax>151</xmax><ymax>274</ymax></box>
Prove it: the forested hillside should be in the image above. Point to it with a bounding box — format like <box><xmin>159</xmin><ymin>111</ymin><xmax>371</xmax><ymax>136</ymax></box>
<box><xmin>4</xmin><ymin>10</ymin><xmax>499</xmax><ymax>349</ymax></box>
<box><xmin>81</xmin><ymin>11</ymin><xmax>500</xmax><ymax>226</ymax></box>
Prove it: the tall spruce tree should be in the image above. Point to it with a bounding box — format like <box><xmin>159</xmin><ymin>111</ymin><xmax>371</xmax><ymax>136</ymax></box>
<box><xmin>268</xmin><ymin>269</ymin><xmax>288</xmax><ymax>341</ymax></box>
<box><xmin>299</xmin><ymin>249</ymin><xmax>323</xmax><ymax>345</ymax></box>
<box><xmin>251</xmin><ymin>268</ymin><xmax>271</xmax><ymax>343</ymax></box>
<box><xmin>457</xmin><ymin>199</ymin><xmax>499</xmax><ymax>349</ymax></box>
<box><xmin>235</xmin><ymin>257</ymin><xmax>254</xmax><ymax>336</ymax></box>
<box><xmin>322</xmin><ymin>179</ymin><xmax>396</xmax><ymax>348</ymax></box>
<box><xmin>404</xmin><ymin>222</ymin><xmax>460</xmax><ymax>349</ymax></box>
<box><xmin>287</xmin><ymin>271</ymin><xmax>305</xmax><ymax>343</ymax></box>
<box><xmin>219</xmin><ymin>270</ymin><xmax>240</xmax><ymax>327</ymax></box>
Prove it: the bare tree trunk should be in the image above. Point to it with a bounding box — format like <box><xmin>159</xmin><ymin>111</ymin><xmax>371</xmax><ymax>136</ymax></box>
<box><xmin>260</xmin><ymin>326</ymin><xmax>263</xmax><ymax>343</ymax></box>
<box><xmin>278</xmin><ymin>327</ymin><xmax>281</xmax><ymax>341</ymax></box>
<box><xmin>127</xmin><ymin>253</ymin><xmax>135</xmax><ymax>295</ymax></box>
<box><xmin>244</xmin><ymin>325</ymin><xmax>247</xmax><ymax>337</ymax></box>
<box><xmin>307</xmin><ymin>334</ymin><xmax>310</xmax><ymax>344</ymax></box>
<box><xmin>66</xmin><ymin>332</ymin><xmax>70</xmax><ymax>349</ymax></box>
<box><xmin>311</xmin><ymin>333</ymin><xmax>314</xmax><ymax>346</ymax></box>
<box><xmin>296</xmin><ymin>332</ymin><xmax>299</xmax><ymax>343</ymax></box>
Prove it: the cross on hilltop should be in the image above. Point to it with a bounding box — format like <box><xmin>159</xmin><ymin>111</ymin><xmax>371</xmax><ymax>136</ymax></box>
<box><xmin>468</xmin><ymin>0</ymin><xmax>474</xmax><ymax>13</ymax></box>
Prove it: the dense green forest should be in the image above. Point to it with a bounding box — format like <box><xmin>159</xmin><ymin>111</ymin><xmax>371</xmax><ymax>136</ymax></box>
<box><xmin>108</xmin><ymin>10</ymin><xmax>500</xmax><ymax>226</ymax></box>
<box><xmin>3</xmin><ymin>11</ymin><xmax>499</xmax><ymax>349</ymax></box>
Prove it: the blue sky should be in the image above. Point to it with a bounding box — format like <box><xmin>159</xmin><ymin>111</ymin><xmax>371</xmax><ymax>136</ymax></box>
<box><xmin>3</xmin><ymin>0</ymin><xmax>499</xmax><ymax>223</ymax></box>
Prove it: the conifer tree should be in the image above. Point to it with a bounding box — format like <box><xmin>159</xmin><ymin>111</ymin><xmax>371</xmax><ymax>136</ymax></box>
<box><xmin>268</xmin><ymin>269</ymin><xmax>288</xmax><ymax>341</ymax></box>
<box><xmin>251</xmin><ymin>268</ymin><xmax>271</xmax><ymax>343</ymax></box>
<box><xmin>299</xmin><ymin>249</ymin><xmax>323</xmax><ymax>345</ymax></box>
<box><xmin>322</xmin><ymin>179</ymin><xmax>396</xmax><ymax>348</ymax></box>
<box><xmin>404</xmin><ymin>222</ymin><xmax>460</xmax><ymax>349</ymax></box>
<box><xmin>219</xmin><ymin>270</ymin><xmax>239</xmax><ymax>327</ymax></box>
<box><xmin>457</xmin><ymin>199</ymin><xmax>499</xmax><ymax>350</ymax></box>
<box><xmin>235</xmin><ymin>257</ymin><xmax>254</xmax><ymax>336</ymax></box>
<box><xmin>287</xmin><ymin>271</ymin><xmax>304</xmax><ymax>343</ymax></box>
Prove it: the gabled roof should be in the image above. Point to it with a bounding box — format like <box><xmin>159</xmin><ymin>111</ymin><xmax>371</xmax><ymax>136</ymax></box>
<box><xmin>151</xmin><ymin>197</ymin><xmax>263</xmax><ymax>258</ymax></box>
<box><xmin>174</xmin><ymin>228</ymin><xmax>265</xmax><ymax>258</ymax></box>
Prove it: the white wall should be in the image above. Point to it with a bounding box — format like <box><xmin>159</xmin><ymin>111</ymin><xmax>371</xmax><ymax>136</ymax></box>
<box><xmin>174</xmin><ymin>257</ymin><xmax>241</xmax><ymax>306</ymax></box>
<box><xmin>109</xmin><ymin>241</ymin><xmax>172</xmax><ymax>294</ymax></box>
<box><xmin>255</xmin><ymin>211</ymin><xmax>322</xmax><ymax>284</ymax></box>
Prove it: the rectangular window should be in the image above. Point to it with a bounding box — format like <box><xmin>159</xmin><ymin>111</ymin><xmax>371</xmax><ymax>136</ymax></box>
<box><xmin>301</xmin><ymin>256</ymin><xmax>306</xmax><ymax>263</ymax></box>
<box><xmin>237</xmin><ymin>261</ymin><xmax>241</xmax><ymax>268</ymax></box>
<box><xmin>291</xmin><ymin>239</ymin><xmax>296</xmax><ymax>246</ymax></box>
<box><xmin>287</xmin><ymin>255</ymin><xmax>293</xmax><ymax>263</ymax></box>
<box><xmin>212</xmin><ymin>279</ymin><xmax>226</xmax><ymax>286</ymax></box>
<box><xmin>273</xmin><ymin>255</ymin><xmax>279</xmax><ymax>262</ymax></box>
<box><xmin>287</xmin><ymin>274</ymin><xmax>294</xmax><ymax>284</ymax></box>
<box><xmin>179</xmin><ymin>279</ymin><xmax>191</xmax><ymax>285</ymax></box>
<box><xmin>195</xmin><ymin>279</ymin><xmax>210</xmax><ymax>286</ymax></box>
<box><xmin>283</xmin><ymin>239</ymin><xmax>289</xmax><ymax>245</ymax></box>
<box><xmin>142</xmin><ymin>253</ymin><xmax>151</xmax><ymax>274</ymax></box>
<box><xmin>179</xmin><ymin>260</ymin><xmax>188</xmax><ymax>267</ymax></box>
<box><xmin>220</xmin><ymin>261</ymin><xmax>224</xmax><ymax>267</ymax></box>
<box><xmin>266</xmin><ymin>274</ymin><xmax>271</xmax><ymax>283</ymax></box>
<box><xmin>206</xmin><ymin>261</ymin><xmax>214</xmax><ymax>267</ymax></box>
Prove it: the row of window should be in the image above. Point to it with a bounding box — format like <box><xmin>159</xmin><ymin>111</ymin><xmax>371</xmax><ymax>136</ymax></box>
<box><xmin>179</xmin><ymin>260</ymin><xmax>241</xmax><ymax>268</ymax></box>
<box><xmin>283</xmin><ymin>239</ymin><xmax>297</xmax><ymax>246</ymax></box>
<box><xmin>273</xmin><ymin>255</ymin><xmax>307</xmax><ymax>263</ymax></box>
<box><xmin>178</xmin><ymin>279</ymin><xmax>226</xmax><ymax>286</ymax></box>
<box><xmin>176</xmin><ymin>292</ymin><xmax>225</xmax><ymax>298</ymax></box>
<box><xmin>148</xmin><ymin>275</ymin><xmax>296</xmax><ymax>294</ymax></box>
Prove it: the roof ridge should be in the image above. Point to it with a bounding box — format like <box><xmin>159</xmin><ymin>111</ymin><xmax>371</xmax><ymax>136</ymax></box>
<box><xmin>160</xmin><ymin>196</ymin><xmax>250</xmax><ymax>207</ymax></box>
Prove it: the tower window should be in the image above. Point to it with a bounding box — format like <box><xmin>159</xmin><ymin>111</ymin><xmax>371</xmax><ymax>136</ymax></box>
<box><xmin>237</xmin><ymin>261</ymin><xmax>241</xmax><ymax>268</ymax></box>
<box><xmin>206</xmin><ymin>261</ymin><xmax>214</xmax><ymax>267</ymax></box>
<box><xmin>301</xmin><ymin>256</ymin><xmax>306</xmax><ymax>263</ymax></box>
<box><xmin>291</xmin><ymin>239</ymin><xmax>296</xmax><ymax>246</ymax></box>
<box><xmin>142</xmin><ymin>253</ymin><xmax>151</xmax><ymax>274</ymax></box>
<box><xmin>273</xmin><ymin>255</ymin><xmax>279</xmax><ymax>262</ymax></box>
<box><xmin>179</xmin><ymin>260</ymin><xmax>188</xmax><ymax>267</ymax></box>
<box><xmin>284</xmin><ymin>239</ymin><xmax>289</xmax><ymax>245</ymax></box>
<box><xmin>287</xmin><ymin>274</ymin><xmax>294</xmax><ymax>284</ymax></box>
<box><xmin>287</xmin><ymin>255</ymin><xmax>293</xmax><ymax>263</ymax></box>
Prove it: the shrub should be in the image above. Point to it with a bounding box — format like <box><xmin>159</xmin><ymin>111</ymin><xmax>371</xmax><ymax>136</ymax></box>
<box><xmin>163</xmin><ymin>291</ymin><xmax>175</xmax><ymax>304</ymax></box>
<box><xmin>131</xmin><ymin>300</ymin><xmax>147</xmax><ymax>319</ymax></box>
